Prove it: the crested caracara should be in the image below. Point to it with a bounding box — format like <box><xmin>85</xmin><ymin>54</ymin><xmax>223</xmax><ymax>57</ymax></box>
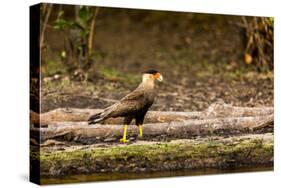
<box><xmin>88</xmin><ymin>70</ymin><xmax>163</xmax><ymax>143</ymax></box>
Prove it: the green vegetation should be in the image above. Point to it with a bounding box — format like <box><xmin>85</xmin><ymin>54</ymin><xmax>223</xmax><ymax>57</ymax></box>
<box><xmin>39</xmin><ymin>3</ymin><xmax>274</xmax><ymax>83</ymax></box>
<box><xmin>43</xmin><ymin>60</ymin><xmax>67</xmax><ymax>76</ymax></box>
<box><xmin>243</xmin><ymin>17</ymin><xmax>274</xmax><ymax>71</ymax></box>
<box><xmin>52</xmin><ymin>6</ymin><xmax>100</xmax><ymax>74</ymax></box>
<box><xmin>36</xmin><ymin>137</ymin><xmax>273</xmax><ymax>177</ymax></box>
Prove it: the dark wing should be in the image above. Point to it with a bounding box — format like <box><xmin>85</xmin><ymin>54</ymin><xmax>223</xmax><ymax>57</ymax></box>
<box><xmin>88</xmin><ymin>87</ymin><xmax>154</xmax><ymax>124</ymax></box>
<box><xmin>105</xmin><ymin>89</ymin><xmax>148</xmax><ymax>118</ymax></box>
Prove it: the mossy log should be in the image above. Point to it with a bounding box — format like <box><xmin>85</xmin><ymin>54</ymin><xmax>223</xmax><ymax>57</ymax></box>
<box><xmin>35</xmin><ymin>134</ymin><xmax>273</xmax><ymax>177</ymax></box>
<box><xmin>32</xmin><ymin>102</ymin><xmax>273</xmax><ymax>126</ymax></box>
<box><xmin>32</xmin><ymin>114</ymin><xmax>273</xmax><ymax>144</ymax></box>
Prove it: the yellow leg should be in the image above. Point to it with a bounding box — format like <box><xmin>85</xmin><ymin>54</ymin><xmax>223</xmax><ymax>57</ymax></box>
<box><xmin>138</xmin><ymin>125</ymin><xmax>143</xmax><ymax>138</ymax></box>
<box><xmin>120</xmin><ymin>125</ymin><xmax>129</xmax><ymax>143</ymax></box>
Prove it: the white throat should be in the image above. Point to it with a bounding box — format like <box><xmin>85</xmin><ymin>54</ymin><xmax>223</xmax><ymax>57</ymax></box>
<box><xmin>141</xmin><ymin>74</ymin><xmax>155</xmax><ymax>89</ymax></box>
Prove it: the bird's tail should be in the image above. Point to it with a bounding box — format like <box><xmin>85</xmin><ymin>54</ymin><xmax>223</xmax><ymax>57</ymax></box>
<box><xmin>88</xmin><ymin>106</ymin><xmax>114</xmax><ymax>124</ymax></box>
<box><xmin>88</xmin><ymin>102</ymin><xmax>119</xmax><ymax>125</ymax></box>
<box><xmin>88</xmin><ymin>112</ymin><xmax>105</xmax><ymax>124</ymax></box>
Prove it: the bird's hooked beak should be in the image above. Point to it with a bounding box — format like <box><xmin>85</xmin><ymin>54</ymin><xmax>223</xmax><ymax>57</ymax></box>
<box><xmin>154</xmin><ymin>72</ymin><xmax>163</xmax><ymax>82</ymax></box>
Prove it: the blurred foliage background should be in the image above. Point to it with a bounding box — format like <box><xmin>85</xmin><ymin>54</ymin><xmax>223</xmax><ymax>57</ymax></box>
<box><xmin>39</xmin><ymin>3</ymin><xmax>274</xmax><ymax>112</ymax></box>
<box><xmin>40</xmin><ymin>4</ymin><xmax>273</xmax><ymax>79</ymax></box>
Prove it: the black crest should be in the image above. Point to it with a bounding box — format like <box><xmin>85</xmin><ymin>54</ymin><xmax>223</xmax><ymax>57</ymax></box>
<box><xmin>143</xmin><ymin>69</ymin><xmax>159</xmax><ymax>75</ymax></box>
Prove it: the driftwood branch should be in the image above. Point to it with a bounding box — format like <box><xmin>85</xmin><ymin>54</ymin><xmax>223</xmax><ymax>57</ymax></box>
<box><xmin>32</xmin><ymin>114</ymin><xmax>273</xmax><ymax>144</ymax></box>
<box><xmin>32</xmin><ymin>102</ymin><xmax>273</xmax><ymax>125</ymax></box>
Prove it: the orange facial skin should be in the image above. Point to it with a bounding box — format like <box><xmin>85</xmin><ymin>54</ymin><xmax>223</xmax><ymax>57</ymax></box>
<box><xmin>153</xmin><ymin>72</ymin><xmax>161</xmax><ymax>79</ymax></box>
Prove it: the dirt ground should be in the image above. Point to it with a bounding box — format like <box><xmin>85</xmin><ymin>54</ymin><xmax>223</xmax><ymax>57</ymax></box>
<box><xmin>41</xmin><ymin>8</ymin><xmax>273</xmax><ymax>113</ymax></box>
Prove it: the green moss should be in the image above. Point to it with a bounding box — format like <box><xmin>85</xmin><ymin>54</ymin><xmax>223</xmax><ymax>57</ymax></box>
<box><xmin>39</xmin><ymin>138</ymin><xmax>273</xmax><ymax>163</ymax></box>
<box><xmin>37</xmin><ymin>137</ymin><xmax>273</xmax><ymax>177</ymax></box>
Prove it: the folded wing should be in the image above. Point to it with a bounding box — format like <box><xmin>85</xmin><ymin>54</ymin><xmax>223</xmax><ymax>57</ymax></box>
<box><xmin>88</xmin><ymin>89</ymin><xmax>147</xmax><ymax>124</ymax></box>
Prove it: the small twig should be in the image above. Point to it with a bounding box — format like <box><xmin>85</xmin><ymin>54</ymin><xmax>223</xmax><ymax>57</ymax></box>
<box><xmin>88</xmin><ymin>7</ymin><xmax>100</xmax><ymax>56</ymax></box>
<box><xmin>241</xmin><ymin>16</ymin><xmax>248</xmax><ymax>28</ymax></box>
<box><xmin>40</xmin><ymin>4</ymin><xmax>53</xmax><ymax>58</ymax></box>
<box><xmin>56</xmin><ymin>4</ymin><xmax>62</xmax><ymax>19</ymax></box>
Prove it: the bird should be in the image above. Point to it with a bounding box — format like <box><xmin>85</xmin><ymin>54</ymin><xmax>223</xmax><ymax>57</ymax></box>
<box><xmin>88</xmin><ymin>69</ymin><xmax>163</xmax><ymax>143</ymax></box>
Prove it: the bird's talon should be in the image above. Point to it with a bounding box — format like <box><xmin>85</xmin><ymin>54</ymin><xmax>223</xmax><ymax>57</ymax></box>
<box><xmin>120</xmin><ymin>138</ymin><xmax>129</xmax><ymax>143</ymax></box>
<box><xmin>138</xmin><ymin>125</ymin><xmax>143</xmax><ymax>139</ymax></box>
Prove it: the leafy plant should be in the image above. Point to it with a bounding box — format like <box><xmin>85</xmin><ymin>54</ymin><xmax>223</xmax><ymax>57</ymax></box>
<box><xmin>53</xmin><ymin>6</ymin><xmax>100</xmax><ymax>78</ymax></box>
<box><xmin>242</xmin><ymin>17</ymin><xmax>274</xmax><ymax>72</ymax></box>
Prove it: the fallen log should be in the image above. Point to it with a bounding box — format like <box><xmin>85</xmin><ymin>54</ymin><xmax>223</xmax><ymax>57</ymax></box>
<box><xmin>35</xmin><ymin>134</ymin><xmax>273</xmax><ymax>177</ymax></box>
<box><xmin>33</xmin><ymin>102</ymin><xmax>273</xmax><ymax>125</ymax></box>
<box><xmin>33</xmin><ymin>115</ymin><xmax>273</xmax><ymax>144</ymax></box>
<box><xmin>204</xmin><ymin>102</ymin><xmax>273</xmax><ymax>118</ymax></box>
<box><xmin>36</xmin><ymin>109</ymin><xmax>201</xmax><ymax>125</ymax></box>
